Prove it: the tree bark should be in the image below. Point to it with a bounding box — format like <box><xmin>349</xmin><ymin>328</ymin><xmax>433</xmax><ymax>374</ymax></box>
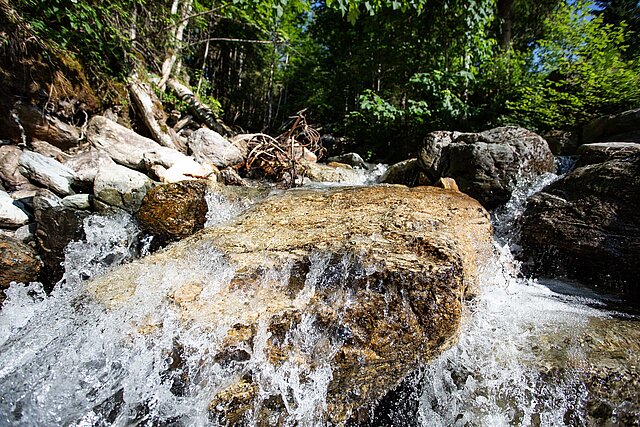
<box><xmin>166</xmin><ymin>78</ymin><xmax>231</xmax><ymax>136</ymax></box>
<box><xmin>498</xmin><ymin>0</ymin><xmax>515</xmax><ymax>48</ymax></box>
<box><xmin>129</xmin><ymin>78</ymin><xmax>187</xmax><ymax>152</ymax></box>
<box><xmin>158</xmin><ymin>0</ymin><xmax>194</xmax><ymax>91</ymax></box>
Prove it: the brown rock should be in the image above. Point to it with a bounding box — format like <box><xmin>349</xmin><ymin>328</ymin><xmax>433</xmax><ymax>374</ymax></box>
<box><xmin>87</xmin><ymin>185</ymin><xmax>493</xmax><ymax>425</ymax></box>
<box><xmin>435</xmin><ymin>177</ymin><xmax>459</xmax><ymax>191</ymax></box>
<box><xmin>0</xmin><ymin>235</ymin><xmax>41</xmax><ymax>303</ymax></box>
<box><xmin>136</xmin><ymin>180</ymin><xmax>210</xmax><ymax>245</ymax></box>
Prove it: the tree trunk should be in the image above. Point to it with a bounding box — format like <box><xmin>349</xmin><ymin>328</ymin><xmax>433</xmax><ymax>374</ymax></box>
<box><xmin>158</xmin><ymin>0</ymin><xmax>194</xmax><ymax>91</ymax></box>
<box><xmin>498</xmin><ymin>0</ymin><xmax>515</xmax><ymax>48</ymax></box>
<box><xmin>166</xmin><ymin>78</ymin><xmax>231</xmax><ymax>135</ymax></box>
<box><xmin>129</xmin><ymin>78</ymin><xmax>187</xmax><ymax>152</ymax></box>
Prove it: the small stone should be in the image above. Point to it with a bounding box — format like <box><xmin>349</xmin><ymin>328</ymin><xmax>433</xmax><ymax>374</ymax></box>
<box><xmin>435</xmin><ymin>177</ymin><xmax>459</xmax><ymax>191</ymax></box>
<box><xmin>0</xmin><ymin>190</ymin><xmax>29</xmax><ymax>228</ymax></box>
<box><xmin>61</xmin><ymin>194</ymin><xmax>92</xmax><ymax>210</ymax></box>
<box><xmin>171</xmin><ymin>283</ymin><xmax>203</xmax><ymax>304</ymax></box>
<box><xmin>187</xmin><ymin>128</ymin><xmax>245</xmax><ymax>168</ymax></box>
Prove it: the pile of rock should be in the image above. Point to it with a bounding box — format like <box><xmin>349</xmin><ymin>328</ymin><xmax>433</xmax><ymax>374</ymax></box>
<box><xmin>0</xmin><ymin>114</ymin><xmax>261</xmax><ymax>292</ymax></box>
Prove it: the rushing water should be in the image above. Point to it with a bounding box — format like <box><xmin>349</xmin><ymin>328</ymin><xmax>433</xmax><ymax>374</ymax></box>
<box><xmin>0</xmin><ymin>171</ymin><xmax>637</xmax><ymax>426</ymax></box>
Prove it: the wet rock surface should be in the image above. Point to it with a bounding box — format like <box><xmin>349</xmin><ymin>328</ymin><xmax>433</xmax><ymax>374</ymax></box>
<box><xmin>136</xmin><ymin>180</ymin><xmax>210</xmax><ymax>245</ymax></box>
<box><xmin>519</xmin><ymin>154</ymin><xmax>640</xmax><ymax>306</ymax></box>
<box><xmin>418</xmin><ymin>127</ymin><xmax>555</xmax><ymax>208</ymax></box>
<box><xmin>0</xmin><ymin>235</ymin><xmax>40</xmax><ymax>291</ymax></box>
<box><xmin>87</xmin><ymin>185</ymin><xmax>493</xmax><ymax>425</ymax></box>
<box><xmin>34</xmin><ymin>191</ymin><xmax>91</xmax><ymax>287</ymax></box>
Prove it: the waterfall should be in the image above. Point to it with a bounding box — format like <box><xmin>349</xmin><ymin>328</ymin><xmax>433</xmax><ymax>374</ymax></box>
<box><xmin>0</xmin><ymin>174</ymin><xmax>637</xmax><ymax>426</ymax></box>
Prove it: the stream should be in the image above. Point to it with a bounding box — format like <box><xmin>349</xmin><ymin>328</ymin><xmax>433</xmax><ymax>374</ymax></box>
<box><xmin>0</xmin><ymin>166</ymin><xmax>638</xmax><ymax>426</ymax></box>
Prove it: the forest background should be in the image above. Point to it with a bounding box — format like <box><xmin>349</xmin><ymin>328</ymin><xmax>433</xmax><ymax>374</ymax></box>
<box><xmin>5</xmin><ymin>0</ymin><xmax>640</xmax><ymax>161</ymax></box>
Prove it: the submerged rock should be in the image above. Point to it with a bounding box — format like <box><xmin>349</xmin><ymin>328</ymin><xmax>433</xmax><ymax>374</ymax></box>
<box><xmin>519</xmin><ymin>154</ymin><xmax>640</xmax><ymax>305</ymax></box>
<box><xmin>87</xmin><ymin>185</ymin><xmax>492</xmax><ymax>425</ymax></box>
<box><xmin>418</xmin><ymin>127</ymin><xmax>555</xmax><ymax>208</ymax></box>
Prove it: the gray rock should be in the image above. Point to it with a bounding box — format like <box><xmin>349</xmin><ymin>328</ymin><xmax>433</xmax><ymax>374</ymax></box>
<box><xmin>0</xmin><ymin>190</ymin><xmax>29</xmax><ymax>228</ymax></box>
<box><xmin>0</xmin><ymin>145</ymin><xmax>34</xmax><ymax>191</ymax></box>
<box><xmin>18</xmin><ymin>151</ymin><xmax>76</xmax><ymax>196</ymax></box>
<box><xmin>418</xmin><ymin>127</ymin><xmax>555</xmax><ymax>208</ymax></box>
<box><xmin>94</xmin><ymin>163</ymin><xmax>154</xmax><ymax>212</ymax></box>
<box><xmin>327</xmin><ymin>152</ymin><xmax>368</xmax><ymax>169</ymax></box>
<box><xmin>65</xmin><ymin>148</ymin><xmax>115</xmax><ymax>187</ymax></box>
<box><xmin>575</xmin><ymin>142</ymin><xmax>640</xmax><ymax>168</ymax></box>
<box><xmin>61</xmin><ymin>194</ymin><xmax>92</xmax><ymax>210</ymax></box>
<box><xmin>519</xmin><ymin>154</ymin><xmax>640</xmax><ymax>306</ymax></box>
<box><xmin>582</xmin><ymin>109</ymin><xmax>640</xmax><ymax>144</ymax></box>
<box><xmin>381</xmin><ymin>158</ymin><xmax>429</xmax><ymax>186</ymax></box>
<box><xmin>13</xmin><ymin>223</ymin><xmax>36</xmax><ymax>244</ymax></box>
<box><xmin>187</xmin><ymin>128</ymin><xmax>244</xmax><ymax>168</ymax></box>
<box><xmin>87</xmin><ymin>115</ymin><xmax>180</xmax><ymax>170</ymax></box>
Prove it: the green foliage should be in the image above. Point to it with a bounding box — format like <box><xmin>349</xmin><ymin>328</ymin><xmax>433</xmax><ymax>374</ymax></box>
<box><xmin>15</xmin><ymin>0</ymin><xmax>140</xmax><ymax>79</ymax></box>
<box><xmin>506</xmin><ymin>1</ymin><xmax>640</xmax><ymax>130</ymax></box>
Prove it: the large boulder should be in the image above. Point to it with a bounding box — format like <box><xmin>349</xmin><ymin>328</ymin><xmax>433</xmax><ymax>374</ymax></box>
<box><xmin>418</xmin><ymin>127</ymin><xmax>555</xmax><ymax>208</ymax></box>
<box><xmin>582</xmin><ymin>109</ymin><xmax>640</xmax><ymax>144</ymax></box>
<box><xmin>575</xmin><ymin>142</ymin><xmax>640</xmax><ymax>168</ymax></box>
<box><xmin>519</xmin><ymin>154</ymin><xmax>640</xmax><ymax>305</ymax></box>
<box><xmin>87</xmin><ymin>185</ymin><xmax>493</xmax><ymax>425</ymax></box>
<box><xmin>94</xmin><ymin>163</ymin><xmax>154</xmax><ymax>212</ymax></box>
<box><xmin>18</xmin><ymin>151</ymin><xmax>76</xmax><ymax>196</ymax></box>
<box><xmin>187</xmin><ymin>128</ymin><xmax>244</xmax><ymax>168</ymax></box>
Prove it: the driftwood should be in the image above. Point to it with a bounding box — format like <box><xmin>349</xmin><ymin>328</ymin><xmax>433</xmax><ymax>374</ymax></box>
<box><xmin>129</xmin><ymin>78</ymin><xmax>187</xmax><ymax>153</ymax></box>
<box><xmin>242</xmin><ymin>110</ymin><xmax>323</xmax><ymax>186</ymax></box>
<box><xmin>166</xmin><ymin>78</ymin><xmax>231</xmax><ymax>136</ymax></box>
